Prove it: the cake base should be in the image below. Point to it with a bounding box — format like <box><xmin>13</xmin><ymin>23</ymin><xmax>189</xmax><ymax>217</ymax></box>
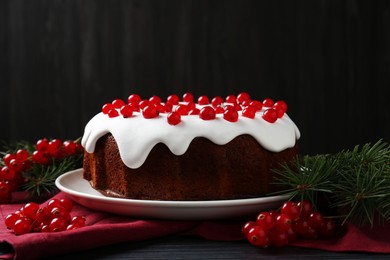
<box><xmin>83</xmin><ymin>134</ymin><xmax>298</xmax><ymax>201</ymax></box>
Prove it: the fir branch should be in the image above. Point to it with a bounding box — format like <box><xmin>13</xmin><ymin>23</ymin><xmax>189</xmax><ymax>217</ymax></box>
<box><xmin>22</xmin><ymin>153</ymin><xmax>83</xmax><ymax>198</ymax></box>
<box><xmin>274</xmin><ymin>139</ymin><xmax>390</xmax><ymax>227</ymax></box>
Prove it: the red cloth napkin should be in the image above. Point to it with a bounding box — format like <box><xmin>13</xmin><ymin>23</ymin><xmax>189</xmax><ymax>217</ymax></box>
<box><xmin>1</xmin><ymin>192</ymin><xmax>390</xmax><ymax>259</ymax></box>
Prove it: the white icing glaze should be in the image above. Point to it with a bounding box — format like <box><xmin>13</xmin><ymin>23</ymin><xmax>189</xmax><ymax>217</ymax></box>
<box><xmin>82</xmin><ymin>106</ymin><xmax>300</xmax><ymax>169</ymax></box>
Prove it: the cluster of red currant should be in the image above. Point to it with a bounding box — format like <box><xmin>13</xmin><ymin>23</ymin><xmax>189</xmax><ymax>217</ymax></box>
<box><xmin>101</xmin><ymin>92</ymin><xmax>288</xmax><ymax>125</ymax></box>
<box><xmin>242</xmin><ymin>200</ymin><xmax>337</xmax><ymax>247</ymax></box>
<box><xmin>4</xmin><ymin>197</ymin><xmax>86</xmax><ymax>235</ymax></box>
<box><xmin>0</xmin><ymin>139</ymin><xmax>83</xmax><ymax>203</ymax></box>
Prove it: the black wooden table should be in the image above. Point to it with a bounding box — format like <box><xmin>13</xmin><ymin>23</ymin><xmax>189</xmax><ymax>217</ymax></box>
<box><xmin>41</xmin><ymin>236</ymin><xmax>389</xmax><ymax>259</ymax></box>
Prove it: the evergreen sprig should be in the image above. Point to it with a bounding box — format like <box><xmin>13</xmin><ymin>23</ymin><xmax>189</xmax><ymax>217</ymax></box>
<box><xmin>22</xmin><ymin>153</ymin><xmax>83</xmax><ymax>198</ymax></box>
<box><xmin>273</xmin><ymin>139</ymin><xmax>390</xmax><ymax>227</ymax></box>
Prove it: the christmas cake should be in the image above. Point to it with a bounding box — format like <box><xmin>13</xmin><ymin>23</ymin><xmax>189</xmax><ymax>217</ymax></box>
<box><xmin>81</xmin><ymin>93</ymin><xmax>300</xmax><ymax>200</ymax></box>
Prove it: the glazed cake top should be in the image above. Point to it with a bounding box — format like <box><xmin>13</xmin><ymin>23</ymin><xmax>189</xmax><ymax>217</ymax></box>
<box><xmin>81</xmin><ymin>93</ymin><xmax>301</xmax><ymax>169</ymax></box>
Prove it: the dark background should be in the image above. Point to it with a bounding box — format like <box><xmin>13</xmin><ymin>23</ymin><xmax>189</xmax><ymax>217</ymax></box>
<box><xmin>0</xmin><ymin>0</ymin><xmax>389</xmax><ymax>156</ymax></box>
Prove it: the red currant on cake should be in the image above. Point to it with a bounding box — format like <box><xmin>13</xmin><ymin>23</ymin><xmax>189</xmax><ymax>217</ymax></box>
<box><xmin>211</xmin><ymin>96</ymin><xmax>223</xmax><ymax>107</ymax></box>
<box><xmin>167</xmin><ymin>94</ymin><xmax>180</xmax><ymax>105</ymax></box>
<box><xmin>225</xmin><ymin>95</ymin><xmax>236</xmax><ymax>104</ymax></box>
<box><xmin>198</xmin><ymin>95</ymin><xmax>210</xmax><ymax>105</ymax></box>
<box><xmin>128</xmin><ymin>94</ymin><xmax>141</xmax><ymax>104</ymax></box>
<box><xmin>223</xmin><ymin>107</ymin><xmax>239</xmax><ymax>122</ymax></box>
<box><xmin>237</xmin><ymin>92</ymin><xmax>251</xmax><ymax>104</ymax></box>
<box><xmin>199</xmin><ymin>106</ymin><xmax>216</xmax><ymax>120</ymax></box>
<box><xmin>183</xmin><ymin>92</ymin><xmax>194</xmax><ymax>103</ymax></box>
<box><xmin>242</xmin><ymin>106</ymin><xmax>256</xmax><ymax>119</ymax></box>
<box><xmin>262</xmin><ymin>108</ymin><xmax>278</xmax><ymax>123</ymax></box>
<box><xmin>262</xmin><ymin>98</ymin><xmax>274</xmax><ymax>107</ymax></box>
<box><xmin>142</xmin><ymin>105</ymin><xmax>159</xmax><ymax>119</ymax></box>
<box><xmin>112</xmin><ymin>99</ymin><xmax>125</xmax><ymax>109</ymax></box>
<box><xmin>120</xmin><ymin>105</ymin><xmax>133</xmax><ymax>118</ymax></box>
<box><xmin>149</xmin><ymin>95</ymin><xmax>162</xmax><ymax>105</ymax></box>
<box><xmin>167</xmin><ymin>112</ymin><xmax>181</xmax><ymax>125</ymax></box>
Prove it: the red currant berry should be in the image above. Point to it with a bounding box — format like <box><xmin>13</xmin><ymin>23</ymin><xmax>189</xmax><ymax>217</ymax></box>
<box><xmin>3</xmin><ymin>153</ymin><xmax>16</xmax><ymax>166</ymax></box>
<box><xmin>21</xmin><ymin>202</ymin><xmax>40</xmax><ymax>219</ymax></box>
<box><xmin>249</xmin><ymin>100</ymin><xmax>263</xmax><ymax>111</ymax></box>
<box><xmin>256</xmin><ymin>212</ymin><xmax>275</xmax><ymax>230</ymax></box>
<box><xmin>108</xmin><ymin>109</ymin><xmax>119</xmax><ymax>118</ymax></box>
<box><xmin>211</xmin><ymin>96</ymin><xmax>223</xmax><ymax>107</ymax></box>
<box><xmin>262</xmin><ymin>108</ymin><xmax>278</xmax><ymax>123</ymax></box>
<box><xmin>175</xmin><ymin>104</ymin><xmax>190</xmax><ymax>115</ymax></box>
<box><xmin>183</xmin><ymin>92</ymin><xmax>194</xmax><ymax>103</ymax></box>
<box><xmin>269</xmin><ymin>228</ymin><xmax>289</xmax><ymax>247</ymax></box>
<box><xmin>297</xmin><ymin>200</ymin><xmax>314</xmax><ymax>219</ymax></box>
<box><xmin>237</xmin><ymin>92</ymin><xmax>251</xmax><ymax>104</ymax></box>
<box><xmin>66</xmin><ymin>224</ymin><xmax>80</xmax><ymax>231</ymax></box>
<box><xmin>35</xmin><ymin>207</ymin><xmax>51</xmax><ymax>225</ymax></box>
<box><xmin>1</xmin><ymin>166</ymin><xmax>16</xmax><ymax>180</ymax></box>
<box><xmin>48</xmin><ymin>139</ymin><xmax>64</xmax><ymax>159</ymax></box>
<box><xmin>187</xmin><ymin>101</ymin><xmax>196</xmax><ymax>110</ymax></box>
<box><xmin>138</xmin><ymin>100</ymin><xmax>150</xmax><ymax>110</ymax></box>
<box><xmin>198</xmin><ymin>95</ymin><xmax>210</xmax><ymax>105</ymax></box>
<box><xmin>5</xmin><ymin>213</ymin><xmax>20</xmax><ymax>229</ymax></box>
<box><xmin>308</xmin><ymin>212</ymin><xmax>325</xmax><ymax>230</ymax></box>
<box><xmin>16</xmin><ymin>149</ymin><xmax>29</xmax><ymax>162</ymax></box>
<box><xmin>71</xmin><ymin>216</ymin><xmax>86</xmax><ymax>228</ymax></box>
<box><xmin>111</xmin><ymin>99</ymin><xmax>125</xmax><ymax>109</ymax></box>
<box><xmin>47</xmin><ymin>198</ymin><xmax>63</xmax><ymax>210</ymax></box>
<box><xmin>293</xmin><ymin>218</ymin><xmax>311</xmax><ymax>237</ymax></box>
<box><xmin>242</xmin><ymin>106</ymin><xmax>256</xmax><ymax>119</ymax></box>
<box><xmin>223</xmin><ymin>108</ymin><xmax>239</xmax><ymax>122</ymax></box>
<box><xmin>102</xmin><ymin>103</ymin><xmax>113</xmax><ymax>114</ymax></box>
<box><xmin>32</xmin><ymin>150</ymin><xmax>50</xmax><ymax>164</ymax></box>
<box><xmin>275</xmin><ymin>213</ymin><xmax>292</xmax><ymax>232</ymax></box>
<box><xmin>142</xmin><ymin>105</ymin><xmax>159</xmax><ymax>119</ymax></box>
<box><xmin>274</xmin><ymin>100</ymin><xmax>288</xmax><ymax>113</ymax></box>
<box><xmin>263</xmin><ymin>98</ymin><xmax>274</xmax><ymax>107</ymax></box>
<box><xmin>9</xmin><ymin>158</ymin><xmax>24</xmax><ymax>172</ymax></box>
<box><xmin>286</xmin><ymin>227</ymin><xmax>297</xmax><ymax>243</ymax></box>
<box><xmin>188</xmin><ymin>108</ymin><xmax>200</xmax><ymax>115</ymax></box>
<box><xmin>318</xmin><ymin>218</ymin><xmax>336</xmax><ymax>238</ymax></box>
<box><xmin>164</xmin><ymin>102</ymin><xmax>173</xmax><ymax>112</ymax></box>
<box><xmin>0</xmin><ymin>180</ymin><xmax>12</xmax><ymax>198</ymax></box>
<box><xmin>49</xmin><ymin>217</ymin><xmax>68</xmax><ymax>232</ymax></box>
<box><xmin>225</xmin><ymin>95</ymin><xmax>236</xmax><ymax>104</ymax></box>
<box><xmin>247</xmin><ymin>226</ymin><xmax>270</xmax><ymax>248</ymax></box>
<box><xmin>63</xmin><ymin>140</ymin><xmax>77</xmax><ymax>155</ymax></box>
<box><xmin>149</xmin><ymin>95</ymin><xmax>162</xmax><ymax>105</ymax></box>
<box><xmin>167</xmin><ymin>94</ymin><xmax>180</xmax><ymax>105</ymax></box>
<box><xmin>154</xmin><ymin>103</ymin><xmax>166</xmax><ymax>113</ymax></box>
<box><xmin>199</xmin><ymin>106</ymin><xmax>216</xmax><ymax>120</ymax></box>
<box><xmin>280</xmin><ymin>201</ymin><xmax>300</xmax><ymax>221</ymax></box>
<box><xmin>36</xmin><ymin>138</ymin><xmax>49</xmax><ymax>152</ymax></box>
<box><xmin>60</xmin><ymin>197</ymin><xmax>74</xmax><ymax>212</ymax></box>
<box><xmin>128</xmin><ymin>102</ymin><xmax>140</xmax><ymax>112</ymax></box>
<box><xmin>50</xmin><ymin>206</ymin><xmax>70</xmax><ymax>222</ymax></box>
<box><xmin>41</xmin><ymin>224</ymin><xmax>50</xmax><ymax>232</ymax></box>
<box><xmin>120</xmin><ymin>105</ymin><xmax>133</xmax><ymax>118</ymax></box>
<box><xmin>274</xmin><ymin>106</ymin><xmax>285</xmax><ymax>118</ymax></box>
<box><xmin>242</xmin><ymin>221</ymin><xmax>257</xmax><ymax>237</ymax></box>
<box><xmin>167</xmin><ymin>112</ymin><xmax>181</xmax><ymax>126</ymax></box>
<box><xmin>128</xmin><ymin>94</ymin><xmax>141</xmax><ymax>104</ymax></box>
<box><xmin>13</xmin><ymin>218</ymin><xmax>32</xmax><ymax>235</ymax></box>
<box><xmin>214</xmin><ymin>106</ymin><xmax>224</xmax><ymax>114</ymax></box>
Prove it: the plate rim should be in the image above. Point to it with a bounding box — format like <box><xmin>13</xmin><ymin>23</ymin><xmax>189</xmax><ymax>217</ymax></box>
<box><xmin>55</xmin><ymin>168</ymin><xmax>290</xmax><ymax>208</ymax></box>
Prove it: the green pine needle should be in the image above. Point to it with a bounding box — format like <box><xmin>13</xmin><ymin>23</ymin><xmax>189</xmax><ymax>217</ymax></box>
<box><xmin>273</xmin><ymin>139</ymin><xmax>390</xmax><ymax>227</ymax></box>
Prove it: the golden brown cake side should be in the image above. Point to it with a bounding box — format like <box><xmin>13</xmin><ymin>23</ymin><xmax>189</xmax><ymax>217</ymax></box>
<box><xmin>83</xmin><ymin>133</ymin><xmax>298</xmax><ymax>200</ymax></box>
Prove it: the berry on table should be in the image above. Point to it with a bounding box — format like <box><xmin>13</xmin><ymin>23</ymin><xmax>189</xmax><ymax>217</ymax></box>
<box><xmin>242</xmin><ymin>199</ymin><xmax>338</xmax><ymax>248</ymax></box>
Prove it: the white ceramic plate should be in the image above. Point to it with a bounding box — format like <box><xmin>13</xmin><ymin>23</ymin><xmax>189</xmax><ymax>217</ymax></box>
<box><xmin>55</xmin><ymin>169</ymin><xmax>289</xmax><ymax>220</ymax></box>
